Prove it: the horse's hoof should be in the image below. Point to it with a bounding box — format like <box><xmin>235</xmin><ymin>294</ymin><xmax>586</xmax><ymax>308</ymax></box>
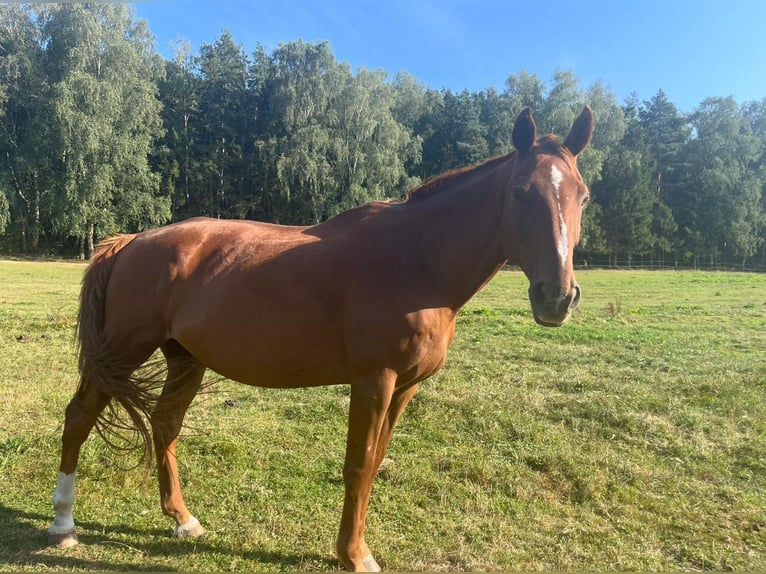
<box><xmin>48</xmin><ymin>529</ymin><xmax>78</xmax><ymax>548</ymax></box>
<box><xmin>361</xmin><ymin>554</ymin><xmax>381</xmax><ymax>572</ymax></box>
<box><xmin>173</xmin><ymin>516</ymin><xmax>205</xmax><ymax>538</ymax></box>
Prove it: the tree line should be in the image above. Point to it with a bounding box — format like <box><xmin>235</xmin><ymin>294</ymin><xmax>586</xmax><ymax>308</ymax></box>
<box><xmin>1</xmin><ymin>4</ymin><xmax>764</xmax><ymax>267</ymax></box>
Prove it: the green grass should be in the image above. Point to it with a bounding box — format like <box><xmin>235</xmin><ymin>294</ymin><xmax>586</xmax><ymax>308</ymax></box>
<box><xmin>1</xmin><ymin>261</ymin><xmax>765</xmax><ymax>571</ymax></box>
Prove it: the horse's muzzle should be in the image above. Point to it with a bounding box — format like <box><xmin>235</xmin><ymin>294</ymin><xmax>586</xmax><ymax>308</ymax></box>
<box><xmin>529</xmin><ymin>281</ymin><xmax>581</xmax><ymax>327</ymax></box>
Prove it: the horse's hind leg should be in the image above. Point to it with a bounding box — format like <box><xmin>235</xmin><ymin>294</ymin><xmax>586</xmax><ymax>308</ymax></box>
<box><xmin>150</xmin><ymin>340</ymin><xmax>206</xmax><ymax>538</ymax></box>
<box><xmin>48</xmin><ymin>377</ymin><xmax>111</xmax><ymax>547</ymax></box>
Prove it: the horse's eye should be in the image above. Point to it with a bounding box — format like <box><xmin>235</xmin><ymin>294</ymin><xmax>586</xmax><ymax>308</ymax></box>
<box><xmin>512</xmin><ymin>187</ymin><xmax>527</xmax><ymax>202</ymax></box>
<box><xmin>582</xmin><ymin>194</ymin><xmax>591</xmax><ymax>205</ymax></box>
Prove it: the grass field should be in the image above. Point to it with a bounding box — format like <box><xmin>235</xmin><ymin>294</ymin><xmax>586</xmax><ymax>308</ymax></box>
<box><xmin>0</xmin><ymin>260</ymin><xmax>764</xmax><ymax>571</ymax></box>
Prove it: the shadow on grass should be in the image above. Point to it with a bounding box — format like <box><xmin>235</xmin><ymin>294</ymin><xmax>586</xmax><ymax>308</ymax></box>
<box><xmin>0</xmin><ymin>502</ymin><xmax>339</xmax><ymax>571</ymax></box>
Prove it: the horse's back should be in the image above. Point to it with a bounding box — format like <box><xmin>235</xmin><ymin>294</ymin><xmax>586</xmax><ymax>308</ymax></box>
<box><xmin>101</xmin><ymin>217</ymin><xmax>352</xmax><ymax>386</ymax></box>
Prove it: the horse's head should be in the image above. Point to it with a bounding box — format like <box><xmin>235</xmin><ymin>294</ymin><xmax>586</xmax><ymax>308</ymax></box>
<box><xmin>502</xmin><ymin>106</ymin><xmax>594</xmax><ymax>327</ymax></box>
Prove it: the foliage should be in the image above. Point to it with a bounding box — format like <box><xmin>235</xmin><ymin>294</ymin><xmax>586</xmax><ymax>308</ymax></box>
<box><xmin>0</xmin><ymin>4</ymin><xmax>50</xmax><ymax>252</ymax></box>
<box><xmin>0</xmin><ymin>4</ymin><xmax>168</xmax><ymax>258</ymax></box>
<box><xmin>0</xmin><ymin>5</ymin><xmax>764</xmax><ymax>268</ymax></box>
<box><xmin>681</xmin><ymin>98</ymin><xmax>765</xmax><ymax>264</ymax></box>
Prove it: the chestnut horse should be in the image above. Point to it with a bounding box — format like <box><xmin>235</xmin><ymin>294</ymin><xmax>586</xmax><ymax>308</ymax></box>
<box><xmin>49</xmin><ymin>107</ymin><xmax>593</xmax><ymax>571</ymax></box>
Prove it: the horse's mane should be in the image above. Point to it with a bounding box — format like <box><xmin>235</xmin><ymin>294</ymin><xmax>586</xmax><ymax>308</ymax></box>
<box><xmin>405</xmin><ymin>154</ymin><xmax>512</xmax><ymax>202</ymax></box>
<box><xmin>405</xmin><ymin>135</ymin><xmax>567</xmax><ymax>203</ymax></box>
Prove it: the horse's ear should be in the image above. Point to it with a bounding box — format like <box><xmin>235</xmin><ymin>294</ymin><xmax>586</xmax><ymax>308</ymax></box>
<box><xmin>563</xmin><ymin>105</ymin><xmax>594</xmax><ymax>157</ymax></box>
<box><xmin>512</xmin><ymin>108</ymin><xmax>537</xmax><ymax>154</ymax></box>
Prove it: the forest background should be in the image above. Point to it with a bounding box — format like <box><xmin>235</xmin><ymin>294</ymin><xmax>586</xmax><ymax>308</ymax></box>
<box><xmin>1</xmin><ymin>4</ymin><xmax>764</xmax><ymax>269</ymax></box>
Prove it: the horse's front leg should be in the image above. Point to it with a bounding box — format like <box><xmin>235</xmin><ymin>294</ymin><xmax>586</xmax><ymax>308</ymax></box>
<box><xmin>336</xmin><ymin>369</ymin><xmax>396</xmax><ymax>572</ymax></box>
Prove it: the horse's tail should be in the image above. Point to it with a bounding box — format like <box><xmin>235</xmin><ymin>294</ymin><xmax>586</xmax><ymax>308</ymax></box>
<box><xmin>76</xmin><ymin>233</ymin><xmax>164</xmax><ymax>471</ymax></box>
<box><xmin>77</xmin><ymin>234</ymin><xmax>137</xmax><ymax>375</ymax></box>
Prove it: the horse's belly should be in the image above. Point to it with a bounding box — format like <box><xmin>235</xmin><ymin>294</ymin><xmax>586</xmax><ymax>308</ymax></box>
<box><xmin>203</xmin><ymin>359</ymin><xmax>346</xmax><ymax>388</ymax></box>
<box><xmin>172</xmin><ymin>309</ymin><xmax>349</xmax><ymax>388</ymax></box>
<box><xmin>196</xmin><ymin>341</ymin><xmax>349</xmax><ymax>388</ymax></box>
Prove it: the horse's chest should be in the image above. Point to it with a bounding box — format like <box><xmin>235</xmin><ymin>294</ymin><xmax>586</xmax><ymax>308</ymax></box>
<box><xmin>380</xmin><ymin>316</ymin><xmax>457</xmax><ymax>384</ymax></box>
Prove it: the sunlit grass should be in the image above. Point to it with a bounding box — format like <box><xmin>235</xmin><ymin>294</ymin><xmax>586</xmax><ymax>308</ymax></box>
<box><xmin>1</xmin><ymin>261</ymin><xmax>764</xmax><ymax>571</ymax></box>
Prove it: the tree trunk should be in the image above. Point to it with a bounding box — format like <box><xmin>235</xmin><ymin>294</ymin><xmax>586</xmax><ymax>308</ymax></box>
<box><xmin>86</xmin><ymin>222</ymin><xmax>95</xmax><ymax>259</ymax></box>
<box><xmin>31</xmin><ymin>187</ymin><xmax>40</xmax><ymax>253</ymax></box>
<box><xmin>20</xmin><ymin>216</ymin><xmax>29</xmax><ymax>254</ymax></box>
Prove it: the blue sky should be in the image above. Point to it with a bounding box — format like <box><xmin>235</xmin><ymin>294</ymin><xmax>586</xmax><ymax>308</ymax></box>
<box><xmin>134</xmin><ymin>0</ymin><xmax>766</xmax><ymax>113</ymax></box>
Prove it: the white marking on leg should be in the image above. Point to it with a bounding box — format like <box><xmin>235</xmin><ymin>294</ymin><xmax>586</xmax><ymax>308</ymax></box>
<box><xmin>362</xmin><ymin>554</ymin><xmax>382</xmax><ymax>572</ymax></box>
<box><xmin>49</xmin><ymin>471</ymin><xmax>76</xmax><ymax>534</ymax></box>
<box><xmin>550</xmin><ymin>164</ymin><xmax>569</xmax><ymax>266</ymax></box>
<box><xmin>174</xmin><ymin>515</ymin><xmax>203</xmax><ymax>537</ymax></box>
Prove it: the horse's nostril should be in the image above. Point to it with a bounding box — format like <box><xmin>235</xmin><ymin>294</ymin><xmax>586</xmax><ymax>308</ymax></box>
<box><xmin>531</xmin><ymin>281</ymin><xmax>580</xmax><ymax>312</ymax></box>
<box><xmin>571</xmin><ymin>284</ymin><xmax>582</xmax><ymax>308</ymax></box>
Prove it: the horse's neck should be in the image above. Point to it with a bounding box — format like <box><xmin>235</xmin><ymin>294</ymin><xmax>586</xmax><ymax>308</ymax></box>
<box><xmin>406</xmin><ymin>159</ymin><xmax>510</xmax><ymax>311</ymax></box>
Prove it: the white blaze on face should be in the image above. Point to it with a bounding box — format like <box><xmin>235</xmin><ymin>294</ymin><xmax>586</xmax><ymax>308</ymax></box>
<box><xmin>550</xmin><ymin>164</ymin><xmax>569</xmax><ymax>266</ymax></box>
<box><xmin>49</xmin><ymin>471</ymin><xmax>76</xmax><ymax>534</ymax></box>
